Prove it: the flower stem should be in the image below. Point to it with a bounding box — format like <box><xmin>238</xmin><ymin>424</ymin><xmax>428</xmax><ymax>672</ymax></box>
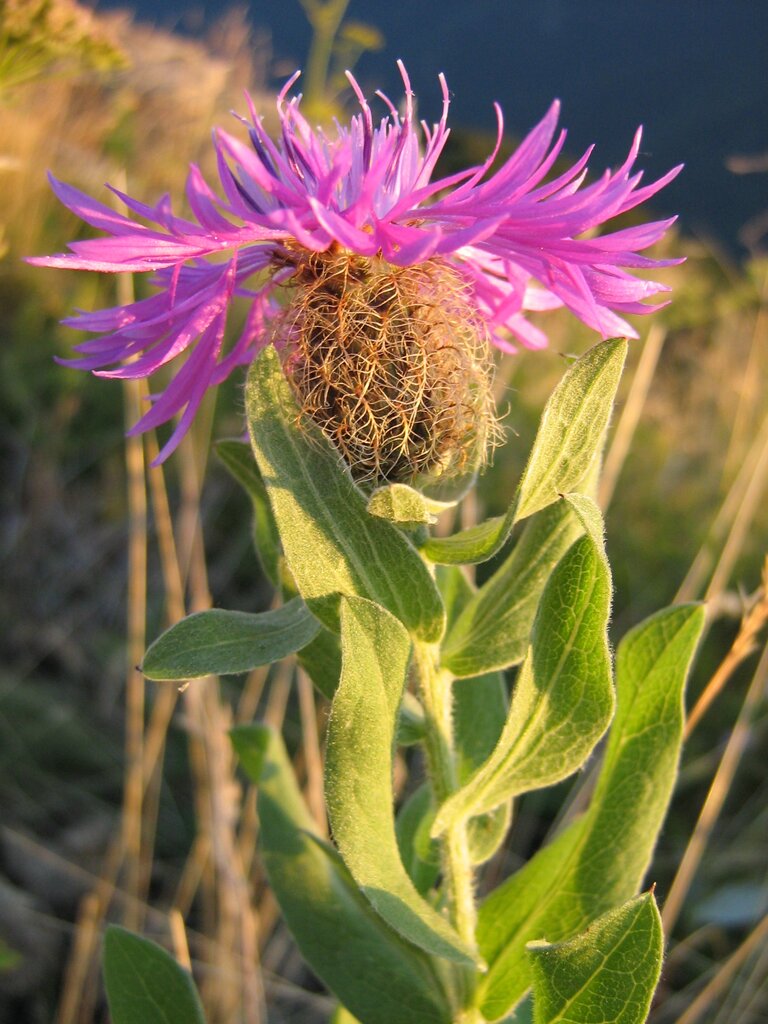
<box><xmin>412</xmin><ymin>640</ymin><xmax>480</xmax><ymax>1013</ymax></box>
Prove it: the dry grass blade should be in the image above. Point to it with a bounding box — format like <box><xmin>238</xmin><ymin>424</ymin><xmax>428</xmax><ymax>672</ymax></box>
<box><xmin>118</xmin><ymin>263</ymin><xmax>148</xmax><ymax>933</ymax></box>
<box><xmin>672</xmin><ymin>912</ymin><xmax>768</xmax><ymax>1024</ymax></box>
<box><xmin>599</xmin><ymin>322</ymin><xmax>667</xmax><ymax>511</ymax></box>
<box><xmin>662</xmin><ymin>640</ymin><xmax>768</xmax><ymax>935</ymax></box>
<box><xmin>298</xmin><ymin>667</ymin><xmax>327</xmax><ymax>836</ymax></box>
<box><xmin>685</xmin><ymin>557</ymin><xmax>768</xmax><ymax>739</ymax></box>
<box><xmin>169</xmin><ymin>908</ymin><xmax>193</xmax><ymax>972</ymax></box>
<box><xmin>676</xmin><ymin>402</ymin><xmax>768</xmax><ymax>606</ymax></box>
<box><xmin>722</xmin><ymin>265</ymin><xmax>768</xmax><ymax>480</ymax></box>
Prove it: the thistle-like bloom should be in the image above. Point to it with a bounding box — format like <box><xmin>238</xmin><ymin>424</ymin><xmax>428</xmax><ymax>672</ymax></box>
<box><xmin>30</xmin><ymin>63</ymin><xmax>681</xmax><ymax>471</ymax></box>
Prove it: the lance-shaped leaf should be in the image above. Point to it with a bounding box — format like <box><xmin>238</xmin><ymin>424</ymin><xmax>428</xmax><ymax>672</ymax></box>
<box><xmin>527</xmin><ymin>892</ymin><xmax>663</xmax><ymax>1024</ymax></box>
<box><xmin>325</xmin><ymin>596</ymin><xmax>477</xmax><ymax>966</ymax></box>
<box><xmin>433</xmin><ymin>533</ymin><xmax>613</xmax><ymax>837</ymax></box>
<box><xmin>231</xmin><ymin>725</ymin><xmax>454</xmax><ymax>1024</ymax></box>
<box><xmin>103</xmin><ymin>927</ymin><xmax>206</xmax><ymax>1024</ymax></box>
<box><xmin>423</xmin><ymin>339</ymin><xmax>626</xmax><ymax>565</ymax></box>
<box><xmin>476</xmin><ymin>603</ymin><xmax>705</xmax><ymax>1020</ymax></box>
<box><xmin>442</xmin><ymin>501</ymin><xmax>582</xmax><ymax>678</ymax></box>
<box><xmin>216</xmin><ymin>439</ymin><xmax>282</xmax><ymax>587</ymax></box>
<box><xmin>296</xmin><ymin>624</ymin><xmax>427</xmax><ymax>747</ymax></box>
<box><xmin>245</xmin><ymin>348</ymin><xmax>444</xmax><ymax>641</ymax></box>
<box><xmin>142</xmin><ymin>598</ymin><xmax>320</xmax><ymax>681</ymax></box>
<box><xmin>513</xmin><ymin>340</ymin><xmax>626</xmax><ymax>522</ymax></box>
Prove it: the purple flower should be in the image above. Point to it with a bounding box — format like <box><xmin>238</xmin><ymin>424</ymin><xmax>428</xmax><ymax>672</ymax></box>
<box><xmin>29</xmin><ymin>63</ymin><xmax>681</xmax><ymax>462</ymax></box>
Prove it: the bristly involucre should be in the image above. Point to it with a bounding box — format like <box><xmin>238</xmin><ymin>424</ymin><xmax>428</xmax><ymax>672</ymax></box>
<box><xmin>29</xmin><ymin>61</ymin><xmax>682</xmax><ymax>467</ymax></box>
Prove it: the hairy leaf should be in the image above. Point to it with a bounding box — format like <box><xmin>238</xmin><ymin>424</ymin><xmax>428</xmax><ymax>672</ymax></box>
<box><xmin>232</xmin><ymin>725</ymin><xmax>453</xmax><ymax>1024</ymax></box>
<box><xmin>442</xmin><ymin>501</ymin><xmax>582</xmax><ymax>677</ymax></box>
<box><xmin>215</xmin><ymin>439</ymin><xmax>282</xmax><ymax>587</ymax></box>
<box><xmin>142</xmin><ymin>598</ymin><xmax>319</xmax><ymax>681</ymax></box>
<box><xmin>325</xmin><ymin>596</ymin><xmax>477</xmax><ymax>965</ymax></box>
<box><xmin>103</xmin><ymin>927</ymin><xmax>206</xmax><ymax>1024</ymax></box>
<box><xmin>423</xmin><ymin>339</ymin><xmax>625</xmax><ymax>565</ymax></box>
<box><xmin>528</xmin><ymin>893</ymin><xmax>663</xmax><ymax>1024</ymax></box>
<box><xmin>476</xmin><ymin>604</ymin><xmax>705</xmax><ymax>1019</ymax></box>
<box><xmin>434</xmin><ymin>534</ymin><xmax>613</xmax><ymax>836</ymax></box>
<box><xmin>396</xmin><ymin>784</ymin><xmax>441</xmax><ymax>896</ymax></box>
<box><xmin>245</xmin><ymin>348</ymin><xmax>444</xmax><ymax>640</ymax></box>
<box><xmin>367</xmin><ymin>483</ymin><xmax>452</xmax><ymax>525</ymax></box>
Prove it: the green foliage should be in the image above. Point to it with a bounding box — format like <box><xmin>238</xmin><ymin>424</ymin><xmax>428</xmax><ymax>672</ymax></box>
<box><xmin>0</xmin><ymin>0</ymin><xmax>126</xmax><ymax>92</ymax></box>
<box><xmin>453</xmin><ymin>672</ymin><xmax>512</xmax><ymax>865</ymax></box>
<box><xmin>476</xmin><ymin>603</ymin><xmax>705</xmax><ymax>1019</ymax></box>
<box><xmin>441</xmin><ymin>500</ymin><xmax>582</xmax><ymax>677</ymax></box>
<box><xmin>423</xmin><ymin>339</ymin><xmax>626</xmax><ymax>565</ymax></box>
<box><xmin>528</xmin><ymin>893</ymin><xmax>663</xmax><ymax>1024</ymax></box>
<box><xmin>395</xmin><ymin>784</ymin><xmax>440</xmax><ymax>896</ymax></box>
<box><xmin>103</xmin><ymin>926</ymin><xmax>206</xmax><ymax>1024</ymax></box>
<box><xmin>367</xmin><ymin>482</ymin><xmax>450</xmax><ymax>525</ymax></box>
<box><xmin>514</xmin><ymin>339</ymin><xmax>626</xmax><ymax>521</ymax></box>
<box><xmin>434</xmin><ymin>532</ymin><xmax>613</xmax><ymax>837</ymax></box>
<box><xmin>7</xmin><ymin>9</ymin><xmax>759</xmax><ymax>1021</ymax></box>
<box><xmin>325</xmin><ymin>596</ymin><xmax>476</xmax><ymax>965</ymax></box>
<box><xmin>231</xmin><ymin>725</ymin><xmax>453</xmax><ymax>1024</ymax></box>
<box><xmin>0</xmin><ymin>938</ymin><xmax>21</xmax><ymax>972</ymax></box>
<box><xmin>245</xmin><ymin>348</ymin><xmax>445</xmax><ymax>641</ymax></box>
<box><xmin>297</xmin><ymin>623</ymin><xmax>342</xmax><ymax>699</ymax></box>
<box><xmin>141</xmin><ymin>599</ymin><xmax>320</xmax><ymax>681</ymax></box>
<box><xmin>405</xmin><ymin>569</ymin><xmax>514</xmax><ymax>872</ymax></box>
<box><xmin>215</xmin><ymin>439</ymin><xmax>283</xmax><ymax>587</ymax></box>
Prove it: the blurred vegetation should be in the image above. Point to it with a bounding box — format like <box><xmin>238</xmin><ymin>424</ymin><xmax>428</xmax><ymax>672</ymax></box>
<box><xmin>0</xmin><ymin>0</ymin><xmax>126</xmax><ymax>92</ymax></box>
<box><xmin>0</xmin><ymin>3</ymin><xmax>767</xmax><ymax>1023</ymax></box>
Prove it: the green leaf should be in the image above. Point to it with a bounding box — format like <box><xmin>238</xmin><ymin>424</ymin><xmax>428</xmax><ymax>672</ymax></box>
<box><xmin>398</xmin><ymin>691</ymin><xmax>428</xmax><ymax>745</ymax></box>
<box><xmin>434</xmin><ymin>563</ymin><xmax>476</xmax><ymax>624</ymax></box>
<box><xmin>0</xmin><ymin>937</ymin><xmax>21</xmax><ymax>972</ymax></box>
<box><xmin>297</xmin><ymin>624</ymin><xmax>342</xmax><ymax>700</ymax></box>
<box><xmin>215</xmin><ymin>439</ymin><xmax>282</xmax><ymax>587</ymax></box>
<box><xmin>423</xmin><ymin>339</ymin><xmax>626</xmax><ymax>565</ymax></box>
<box><xmin>325</xmin><ymin>596</ymin><xmax>477</xmax><ymax>966</ymax></box>
<box><xmin>296</xmin><ymin>624</ymin><xmax>426</xmax><ymax>748</ymax></box>
<box><xmin>528</xmin><ymin>892</ymin><xmax>663</xmax><ymax>1024</ymax></box>
<box><xmin>367</xmin><ymin>483</ymin><xmax>452</xmax><ymax>525</ymax></box>
<box><xmin>435</xmin><ymin>566</ymin><xmax>513</xmax><ymax>863</ymax></box>
<box><xmin>454</xmin><ymin>671</ymin><xmax>512</xmax><ymax>864</ymax></box>
<box><xmin>331</xmin><ymin>1007</ymin><xmax>363</xmax><ymax>1024</ymax></box>
<box><xmin>514</xmin><ymin>340</ymin><xmax>627</xmax><ymax>522</ymax></box>
<box><xmin>421</xmin><ymin>513</ymin><xmax>512</xmax><ymax>567</ymax></box>
<box><xmin>103</xmin><ymin>926</ymin><xmax>206</xmax><ymax>1024</ymax></box>
<box><xmin>231</xmin><ymin>725</ymin><xmax>453</xmax><ymax>1024</ymax></box>
<box><xmin>476</xmin><ymin>603</ymin><xmax>705</xmax><ymax>1020</ymax></box>
<box><xmin>434</xmin><ymin>533</ymin><xmax>613</xmax><ymax>837</ymax></box>
<box><xmin>396</xmin><ymin>784</ymin><xmax>441</xmax><ymax>896</ymax></box>
<box><xmin>245</xmin><ymin>348</ymin><xmax>445</xmax><ymax>641</ymax></box>
<box><xmin>142</xmin><ymin>598</ymin><xmax>320</xmax><ymax>681</ymax></box>
<box><xmin>442</xmin><ymin>501</ymin><xmax>582</xmax><ymax>678</ymax></box>
<box><xmin>561</xmin><ymin>492</ymin><xmax>606</xmax><ymax>556</ymax></box>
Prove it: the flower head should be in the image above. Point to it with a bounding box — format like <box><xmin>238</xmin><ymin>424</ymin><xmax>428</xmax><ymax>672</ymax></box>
<box><xmin>30</xmin><ymin>62</ymin><xmax>681</xmax><ymax>472</ymax></box>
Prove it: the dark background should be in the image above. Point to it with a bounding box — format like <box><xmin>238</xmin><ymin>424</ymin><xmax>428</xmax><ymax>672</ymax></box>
<box><xmin>94</xmin><ymin>0</ymin><xmax>768</xmax><ymax>257</ymax></box>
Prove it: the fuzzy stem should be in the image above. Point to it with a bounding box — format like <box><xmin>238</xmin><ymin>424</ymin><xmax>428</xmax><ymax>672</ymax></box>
<box><xmin>412</xmin><ymin>640</ymin><xmax>480</xmax><ymax>1015</ymax></box>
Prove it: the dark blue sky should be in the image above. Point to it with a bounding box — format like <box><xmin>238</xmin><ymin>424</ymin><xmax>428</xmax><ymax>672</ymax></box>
<box><xmin>95</xmin><ymin>0</ymin><xmax>768</xmax><ymax>255</ymax></box>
